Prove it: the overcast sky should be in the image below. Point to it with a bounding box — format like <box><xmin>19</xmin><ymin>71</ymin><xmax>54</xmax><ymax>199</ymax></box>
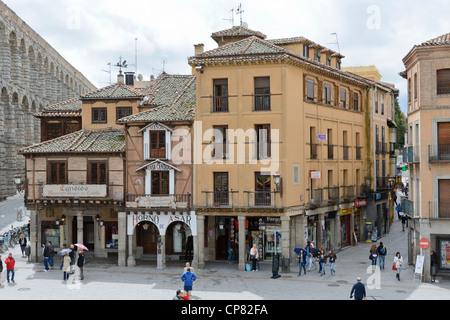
<box><xmin>3</xmin><ymin>0</ymin><xmax>450</xmax><ymax>113</ymax></box>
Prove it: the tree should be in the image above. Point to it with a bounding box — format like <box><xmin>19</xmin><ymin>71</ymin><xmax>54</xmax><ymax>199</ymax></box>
<box><xmin>394</xmin><ymin>97</ymin><xmax>407</xmax><ymax>149</ymax></box>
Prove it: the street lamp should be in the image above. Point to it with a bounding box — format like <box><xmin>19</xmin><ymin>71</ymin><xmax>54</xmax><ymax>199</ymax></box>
<box><xmin>273</xmin><ymin>172</ymin><xmax>282</xmax><ymax>197</ymax></box>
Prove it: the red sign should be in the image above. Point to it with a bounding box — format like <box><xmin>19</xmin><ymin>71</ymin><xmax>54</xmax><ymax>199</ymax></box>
<box><xmin>419</xmin><ymin>238</ymin><xmax>429</xmax><ymax>249</ymax></box>
<box><xmin>309</xmin><ymin>171</ymin><xmax>321</xmax><ymax>179</ymax></box>
<box><xmin>354</xmin><ymin>199</ymin><xmax>368</xmax><ymax>207</ymax></box>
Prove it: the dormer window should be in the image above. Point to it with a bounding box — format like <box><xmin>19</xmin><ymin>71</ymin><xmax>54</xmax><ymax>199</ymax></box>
<box><xmin>303</xmin><ymin>44</ymin><xmax>309</xmax><ymax>58</ymax></box>
<box><xmin>141</xmin><ymin>122</ymin><xmax>173</xmax><ymax>160</ymax></box>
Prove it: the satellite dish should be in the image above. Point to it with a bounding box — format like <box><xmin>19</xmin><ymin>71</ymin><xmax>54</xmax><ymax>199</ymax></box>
<box><xmin>242</xmin><ymin>21</ymin><xmax>248</xmax><ymax>28</ymax></box>
<box><xmin>137</xmin><ymin>74</ymin><xmax>143</xmax><ymax>81</ymax></box>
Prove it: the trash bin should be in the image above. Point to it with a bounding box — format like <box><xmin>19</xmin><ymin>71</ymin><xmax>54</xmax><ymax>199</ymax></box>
<box><xmin>25</xmin><ymin>245</ymin><xmax>31</xmax><ymax>256</ymax></box>
<box><xmin>271</xmin><ymin>253</ymin><xmax>281</xmax><ymax>279</ymax></box>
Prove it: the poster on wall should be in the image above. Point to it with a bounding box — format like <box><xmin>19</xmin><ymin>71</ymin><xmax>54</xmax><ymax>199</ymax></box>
<box><xmin>439</xmin><ymin>240</ymin><xmax>450</xmax><ymax>270</ymax></box>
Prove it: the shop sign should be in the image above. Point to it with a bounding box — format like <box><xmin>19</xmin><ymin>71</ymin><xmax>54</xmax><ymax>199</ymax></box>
<box><xmin>127</xmin><ymin>211</ymin><xmax>197</xmax><ymax>236</ymax></box>
<box><xmin>43</xmin><ymin>184</ymin><xmax>107</xmax><ymax>198</ymax></box>
<box><xmin>136</xmin><ymin>196</ymin><xmax>176</xmax><ymax>208</ymax></box>
<box><xmin>309</xmin><ymin>171</ymin><xmax>321</xmax><ymax>179</ymax></box>
<box><xmin>316</xmin><ymin>134</ymin><xmax>327</xmax><ymax>141</ymax></box>
<box><xmin>354</xmin><ymin>199</ymin><xmax>368</xmax><ymax>207</ymax></box>
<box><xmin>340</xmin><ymin>208</ymin><xmax>352</xmax><ymax>216</ymax></box>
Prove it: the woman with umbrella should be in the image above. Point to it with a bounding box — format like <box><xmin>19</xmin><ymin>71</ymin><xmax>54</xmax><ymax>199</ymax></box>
<box><xmin>58</xmin><ymin>248</ymin><xmax>72</xmax><ymax>281</ymax></box>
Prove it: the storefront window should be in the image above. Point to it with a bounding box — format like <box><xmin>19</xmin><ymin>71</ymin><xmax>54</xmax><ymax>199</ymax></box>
<box><xmin>439</xmin><ymin>239</ymin><xmax>450</xmax><ymax>270</ymax></box>
<box><xmin>42</xmin><ymin>223</ymin><xmax>60</xmax><ymax>247</ymax></box>
<box><xmin>105</xmin><ymin>222</ymin><xmax>118</xmax><ymax>249</ymax></box>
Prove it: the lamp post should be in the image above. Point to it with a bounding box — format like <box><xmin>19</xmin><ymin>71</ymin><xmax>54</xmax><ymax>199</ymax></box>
<box><xmin>273</xmin><ymin>171</ymin><xmax>282</xmax><ymax>197</ymax></box>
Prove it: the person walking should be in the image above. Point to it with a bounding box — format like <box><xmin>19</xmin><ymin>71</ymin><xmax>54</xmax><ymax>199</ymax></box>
<box><xmin>401</xmin><ymin>214</ymin><xmax>407</xmax><ymax>232</ymax></box>
<box><xmin>62</xmin><ymin>253</ymin><xmax>71</xmax><ymax>281</ymax></box>
<box><xmin>0</xmin><ymin>255</ymin><xmax>3</xmax><ymax>287</ymax></box>
<box><xmin>350</xmin><ymin>277</ymin><xmax>366</xmax><ymax>300</ymax></box>
<box><xmin>394</xmin><ymin>252</ymin><xmax>403</xmax><ymax>281</ymax></box>
<box><xmin>250</xmin><ymin>244</ymin><xmax>259</xmax><ymax>271</ymax></box>
<box><xmin>183</xmin><ymin>262</ymin><xmax>195</xmax><ymax>274</ymax></box>
<box><xmin>19</xmin><ymin>234</ymin><xmax>27</xmax><ymax>257</ymax></box>
<box><xmin>369</xmin><ymin>243</ymin><xmax>378</xmax><ymax>266</ymax></box>
<box><xmin>377</xmin><ymin>242</ymin><xmax>387</xmax><ymax>269</ymax></box>
<box><xmin>180</xmin><ymin>267</ymin><xmax>197</xmax><ymax>296</ymax></box>
<box><xmin>5</xmin><ymin>253</ymin><xmax>15</xmax><ymax>284</ymax></box>
<box><xmin>69</xmin><ymin>244</ymin><xmax>76</xmax><ymax>274</ymax></box>
<box><xmin>297</xmin><ymin>248</ymin><xmax>307</xmax><ymax>276</ymax></box>
<box><xmin>318</xmin><ymin>248</ymin><xmax>326</xmax><ymax>276</ymax></box>
<box><xmin>43</xmin><ymin>241</ymin><xmax>54</xmax><ymax>271</ymax></box>
<box><xmin>328</xmin><ymin>250</ymin><xmax>337</xmax><ymax>275</ymax></box>
<box><xmin>77</xmin><ymin>250</ymin><xmax>85</xmax><ymax>280</ymax></box>
<box><xmin>431</xmin><ymin>248</ymin><xmax>438</xmax><ymax>282</ymax></box>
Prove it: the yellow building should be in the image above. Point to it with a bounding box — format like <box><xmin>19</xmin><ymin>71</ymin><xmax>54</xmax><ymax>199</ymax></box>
<box><xmin>189</xmin><ymin>26</ymin><xmax>398</xmax><ymax>270</ymax></box>
<box><xmin>401</xmin><ymin>32</ymin><xmax>450</xmax><ymax>282</ymax></box>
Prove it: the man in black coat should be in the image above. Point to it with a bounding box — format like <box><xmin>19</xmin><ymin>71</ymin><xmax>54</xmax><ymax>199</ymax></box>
<box><xmin>350</xmin><ymin>277</ymin><xmax>366</xmax><ymax>300</ymax></box>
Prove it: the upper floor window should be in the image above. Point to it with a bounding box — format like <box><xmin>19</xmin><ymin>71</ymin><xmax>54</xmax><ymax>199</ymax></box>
<box><xmin>256</xmin><ymin>124</ymin><xmax>271</xmax><ymax>159</ymax></box>
<box><xmin>212</xmin><ymin>125</ymin><xmax>228</xmax><ymax>159</ymax></box>
<box><xmin>150</xmin><ymin>131</ymin><xmax>166</xmax><ymax>159</ymax></box>
<box><xmin>340</xmin><ymin>89</ymin><xmax>346</xmax><ymax>108</ymax></box>
<box><xmin>116</xmin><ymin>107</ymin><xmax>132</xmax><ymax>121</ymax></box>
<box><xmin>88</xmin><ymin>162</ymin><xmax>107</xmax><ymax>184</ymax></box>
<box><xmin>303</xmin><ymin>44</ymin><xmax>309</xmax><ymax>58</ymax></box>
<box><xmin>307</xmin><ymin>79</ymin><xmax>314</xmax><ymax>101</ymax></box>
<box><xmin>353</xmin><ymin>93</ymin><xmax>359</xmax><ymax>111</ymax></box>
<box><xmin>92</xmin><ymin>108</ymin><xmax>107</xmax><ymax>123</ymax></box>
<box><xmin>414</xmin><ymin>73</ymin><xmax>418</xmax><ymax>100</ymax></box>
<box><xmin>48</xmin><ymin>162</ymin><xmax>67</xmax><ymax>184</ymax></box>
<box><xmin>324</xmin><ymin>85</ymin><xmax>331</xmax><ymax>105</ymax></box>
<box><xmin>254</xmin><ymin>77</ymin><xmax>270</xmax><ymax>111</ymax></box>
<box><xmin>213</xmin><ymin>79</ymin><xmax>228</xmax><ymax>112</ymax></box>
<box><xmin>437</xmin><ymin>69</ymin><xmax>450</xmax><ymax>95</ymax></box>
<box><xmin>381</xmin><ymin>94</ymin><xmax>384</xmax><ymax>115</ymax></box>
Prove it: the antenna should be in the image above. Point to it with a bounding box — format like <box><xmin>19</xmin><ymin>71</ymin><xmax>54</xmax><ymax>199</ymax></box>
<box><xmin>135</xmin><ymin>37</ymin><xmax>138</xmax><ymax>73</ymax></box>
<box><xmin>101</xmin><ymin>62</ymin><xmax>112</xmax><ymax>85</ymax></box>
<box><xmin>223</xmin><ymin>8</ymin><xmax>235</xmax><ymax>27</ymax></box>
<box><xmin>330</xmin><ymin>32</ymin><xmax>341</xmax><ymax>54</ymax></box>
<box><xmin>236</xmin><ymin>3</ymin><xmax>244</xmax><ymax>27</ymax></box>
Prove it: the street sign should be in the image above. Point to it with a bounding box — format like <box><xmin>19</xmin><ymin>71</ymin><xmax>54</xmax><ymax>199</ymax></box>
<box><xmin>309</xmin><ymin>171</ymin><xmax>321</xmax><ymax>179</ymax></box>
<box><xmin>419</xmin><ymin>238</ymin><xmax>429</xmax><ymax>249</ymax></box>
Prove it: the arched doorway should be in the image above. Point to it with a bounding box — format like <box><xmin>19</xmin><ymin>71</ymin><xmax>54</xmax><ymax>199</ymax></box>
<box><xmin>136</xmin><ymin>222</ymin><xmax>160</xmax><ymax>255</ymax></box>
<box><xmin>166</xmin><ymin>222</ymin><xmax>193</xmax><ymax>261</ymax></box>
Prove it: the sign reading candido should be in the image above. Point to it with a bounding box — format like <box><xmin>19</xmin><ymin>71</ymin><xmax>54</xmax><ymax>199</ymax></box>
<box><xmin>43</xmin><ymin>185</ymin><xmax>107</xmax><ymax>198</ymax></box>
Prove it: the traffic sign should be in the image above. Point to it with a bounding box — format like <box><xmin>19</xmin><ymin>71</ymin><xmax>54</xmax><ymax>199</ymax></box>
<box><xmin>419</xmin><ymin>238</ymin><xmax>429</xmax><ymax>249</ymax></box>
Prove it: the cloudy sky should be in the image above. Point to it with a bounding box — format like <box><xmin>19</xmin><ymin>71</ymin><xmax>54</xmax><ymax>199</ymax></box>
<box><xmin>3</xmin><ymin>0</ymin><xmax>450</xmax><ymax>113</ymax></box>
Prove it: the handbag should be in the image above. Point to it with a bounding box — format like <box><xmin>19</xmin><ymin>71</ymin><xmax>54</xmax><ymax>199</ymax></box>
<box><xmin>392</xmin><ymin>262</ymin><xmax>397</xmax><ymax>271</ymax></box>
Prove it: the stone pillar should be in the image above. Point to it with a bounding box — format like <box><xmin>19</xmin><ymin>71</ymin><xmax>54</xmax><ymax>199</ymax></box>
<box><xmin>281</xmin><ymin>216</ymin><xmax>291</xmax><ymax>272</ymax></box>
<box><xmin>29</xmin><ymin>209</ymin><xmax>38</xmax><ymax>262</ymax></box>
<box><xmin>197</xmin><ymin>215</ymin><xmax>205</xmax><ymax>269</ymax></box>
<box><xmin>157</xmin><ymin>235</ymin><xmax>166</xmax><ymax>270</ymax></box>
<box><xmin>238</xmin><ymin>216</ymin><xmax>246</xmax><ymax>271</ymax></box>
<box><xmin>77</xmin><ymin>212</ymin><xmax>83</xmax><ymax>245</ymax></box>
<box><xmin>127</xmin><ymin>234</ymin><xmax>136</xmax><ymax>267</ymax></box>
<box><xmin>118</xmin><ymin>211</ymin><xmax>127</xmax><ymax>267</ymax></box>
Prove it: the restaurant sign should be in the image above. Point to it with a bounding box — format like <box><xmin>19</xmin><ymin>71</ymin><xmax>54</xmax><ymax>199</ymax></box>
<box><xmin>127</xmin><ymin>211</ymin><xmax>197</xmax><ymax>236</ymax></box>
<box><xmin>43</xmin><ymin>185</ymin><xmax>107</xmax><ymax>198</ymax></box>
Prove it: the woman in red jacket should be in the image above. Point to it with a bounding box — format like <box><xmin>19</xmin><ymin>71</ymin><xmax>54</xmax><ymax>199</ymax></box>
<box><xmin>5</xmin><ymin>253</ymin><xmax>15</xmax><ymax>283</ymax></box>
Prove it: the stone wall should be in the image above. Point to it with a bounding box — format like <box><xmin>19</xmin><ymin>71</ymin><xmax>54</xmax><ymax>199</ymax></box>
<box><xmin>0</xmin><ymin>1</ymin><xmax>97</xmax><ymax>199</ymax></box>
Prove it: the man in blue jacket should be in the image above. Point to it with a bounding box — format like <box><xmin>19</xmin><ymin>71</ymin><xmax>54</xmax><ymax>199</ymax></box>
<box><xmin>181</xmin><ymin>268</ymin><xmax>197</xmax><ymax>296</ymax></box>
<box><xmin>350</xmin><ymin>277</ymin><xmax>366</xmax><ymax>300</ymax></box>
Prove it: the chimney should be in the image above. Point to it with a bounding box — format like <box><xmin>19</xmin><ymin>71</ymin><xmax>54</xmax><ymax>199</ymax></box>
<box><xmin>117</xmin><ymin>72</ymin><xmax>124</xmax><ymax>84</ymax></box>
<box><xmin>194</xmin><ymin>43</ymin><xmax>204</xmax><ymax>55</ymax></box>
<box><xmin>125</xmin><ymin>72</ymin><xmax>135</xmax><ymax>86</ymax></box>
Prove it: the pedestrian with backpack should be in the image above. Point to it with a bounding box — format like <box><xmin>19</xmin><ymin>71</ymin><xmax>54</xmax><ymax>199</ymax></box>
<box><xmin>377</xmin><ymin>242</ymin><xmax>387</xmax><ymax>269</ymax></box>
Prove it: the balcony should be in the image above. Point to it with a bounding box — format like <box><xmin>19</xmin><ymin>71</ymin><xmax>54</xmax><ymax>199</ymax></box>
<box><xmin>126</xmin><ymin>193</ymin><xmax>191</xmax><ymax>210</ymax></box>
<box><xmin>389</xmin><ymin>142</ymin><xmax>396</xmax><ymax>157</ymax></box>
<box><xmin>243</xmin><ymin>191</ymin><xmax>278</xmax><ymax>208</ymax></box>
<box><xmin>340</xmin><ymin>185</ymin><xmax>354</xmax><ymax>202</ymax></box>
<box><xmin>428</xmin><ymin>201</ymin><xmax>450</xmax><ymax>219</ymax></box>
<box><xmin>342</xmin><ymin>146</ymin><xmax>350</xmax><ymax>160</ymax></box>
<box><xmin>212</xmin><ymin>96</ymin><xmax>229</xmax><ymax>112</ymax></box>
<box><xmin>403</xmin><ymin>199</ymin><xmax>415</xmax><ymax>218</ymax></box>
<box><xmin>201</xmin><ymin>190</ymin><xmax>238</xmax><ymax>208</ymax></box>
<box><xmin>308</xmin><ymin>188</ymin><xmax>324</xmax><ymax>206</ymax></box>
<box><xmin>326</xmin><ymin>186</ymin><xmax>340</xmax><ymax>203</ymax></box>
<box><xmin>402</xmin><ymin>146</ymin><xmax>420</xmax><ymax>163</ymax></box>
<box><xmin>428</xmin><ymin>144</ymin><xmax>450</xmax><ymax>162</ymax></box>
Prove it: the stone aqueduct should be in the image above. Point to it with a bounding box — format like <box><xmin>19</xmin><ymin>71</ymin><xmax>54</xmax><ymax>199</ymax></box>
<box><xmin>0</xmin><ymin>1</ymin><xmax>96</xmax><ymax>199</ymax></box>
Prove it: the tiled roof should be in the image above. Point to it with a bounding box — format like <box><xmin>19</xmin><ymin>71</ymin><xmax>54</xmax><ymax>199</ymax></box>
<box><xmin>34</xmin><ymin>97</ymin><xmax>82</xmax><ymax>118</ymax></box>
<box><xmin>268</xmin><ymin>36</ymin><xmax>344</xmax><ymax>58</ymax></box>
<box><xmin>419</xmin><ymin>33</ymin><xmax>450</xmax><ymax>47</ymax></box>
<box><xmin>118</xmin><ymin>73</ymin><xmax>196</xmax><ymax>123</ymax></box>
<box><xmin>80</xmin><ymin>83</ymin><xmax>144</xmax><ymax>100</ymax></box>
<box><xmin>211</xmin><ymin>26</ymin><xmax>266</xmax><ymax>41</ymax></box>
<box><xmin>189</xmin><ymin>36</ymin><xmax>289</xmax><ymax>64</ymax></box>
<box><xmin>18</xmin><ymin>129</ymin><xmax>125</xmax><ymax>154</ymax></box>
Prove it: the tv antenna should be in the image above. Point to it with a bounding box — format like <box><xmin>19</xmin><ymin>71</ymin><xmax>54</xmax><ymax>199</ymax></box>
<box><xmin>223</xmin><ymin>8</ymin><xmax>235</xmax><ymax>27</ymax></box>
<box><xmin>101</xmin><ymin>62</ymin><xmax>112</xmax><ymax>85</ymax></box>
<box><xmin>236</xmin><ymin>3</ymin><xmax>244</xmax><ymax>27</ymax></box>
<box><xmin>329</xmin><ymin>33</ymin><xmax>341</xmax><ymax>54</ymax></box>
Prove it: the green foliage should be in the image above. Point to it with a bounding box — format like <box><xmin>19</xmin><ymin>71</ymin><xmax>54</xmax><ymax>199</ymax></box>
<box><xmin>394</xmin><ymin>97</ymin><xmax>407</xmax><ymax>149</ymax></box>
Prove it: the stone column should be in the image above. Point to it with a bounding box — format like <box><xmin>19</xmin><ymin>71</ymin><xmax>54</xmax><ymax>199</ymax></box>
<box><xmin>127</xmin><ymin>234</ymin><xmax>136</xmax><ymax>267</ymax></box>
<box><xmin>29</xmin><ymin>209</ymin><xmax>38</xmax><ymax>262</ymax></box>
<box><xmin>281</xmin><ymin>216</ymin><xmax>291</xmax><ymax>272</ymax></box>
<box><xmin>118</xmin><ymin>211</ymin><xmax>127</xmax><ymax>267</ymax></box>
<box><xmin>238</xmin><ymin>215</ymin><xmax>246</xmax><ymax>271</ymax></box>
<box><xmin>157</xmin><ymin>235</ymin><xmax>166</xmax><ymax>270</ymax></box>
<box><xmin>76</xmin><ymin>212</ymin><xmax>83</xmax><ymax>245</ymax></box>
<box><xmin>197</xmin><ymin>215</ymin><xmax>205</xmax><ymax>269</ymax></box>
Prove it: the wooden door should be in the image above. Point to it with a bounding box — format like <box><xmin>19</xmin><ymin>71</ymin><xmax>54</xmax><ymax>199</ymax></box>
<box><xmin>151</xmin><ymin>171</ymin><xmax>169</xmax><ymax>195</ymax></box>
